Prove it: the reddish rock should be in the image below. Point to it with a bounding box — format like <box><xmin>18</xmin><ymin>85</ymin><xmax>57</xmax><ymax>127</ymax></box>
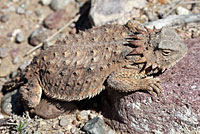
<box><xmin>102</xmin><ymin>37</ymin><xmax>200</xmax><ymax>133</ymax></box>
<box><xmin>44</xmin><ymin>9</ymin><xmax>69</xmax><ymax>29</ymax></box>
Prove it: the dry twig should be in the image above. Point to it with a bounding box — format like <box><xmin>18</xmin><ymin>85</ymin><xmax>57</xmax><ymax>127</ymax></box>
<box><xmin>144</xmin><ymin>13</ymin><xmax>200</xmax><ymax>29</ymax></box>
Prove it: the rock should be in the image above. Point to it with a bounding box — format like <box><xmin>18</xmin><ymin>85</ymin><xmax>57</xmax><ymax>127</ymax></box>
<box><xmin>12</xmin><ymin>57</ymin><xmax>19</xmax><ymax>64</ymax></box>
<box><xmin>0</xmin><ymin>14</ymin><xmax>9</xmax><ymax>23</ymax></box>
<box><xmin>0</xmin><ymin>48</ymin><xmax>9</xmax><ymax>58</ymax></box>
<box><xmin>16</xmin><ymin>7</ymin><xmax>25</xmax><ymax>15</ymax></box>
<box><xmin>28</xmin><ymin>26</ymin><xmax>49</xmax><ymax>46</ymax></box>
<box><xmin>35</xmin><ymin>10</ymin><xmax>42</xmax><ymax>17</ymax></box>
<box><xmin>15</xmin><ymin>32</ymin><xmax>25</xmax><ymax>43</ymax></box>
<box><xmin>50</xmin><ymin>0</ymin><xmax>74</xmax><ymax>11</ymax></box>
<box><xmin>44</xmin><ymin>9</ymin><xmax>67</xmax><ymax>29</ymax></box>
<box><xmin>59</xmin><ymin>117</ymin><xmax>69</xmax><ymax>127</ymax></box>
<box><xmin>83</xmin><ymin>117</ymin><xmax>106</xmax><ymax>134</ymax></box>
<box><xmin>89</xmin><ymin>0</ymin><xmax>144</xmax><ymax>26</ymax></box>
<box><xmin>19</xmin><ymin>60</ymin><xmax>31</xmax><ymax>71</ymax></box>
<box><xmin>176</xmin><ymin>6</ymin><xmax>190</xmax><ymax>15</ymax></box>
<box><xmin>1</xmin><ymin>90</ymin><xmax>23</xmax><ymax>115</ymax></box>
<box><xmin>102</xmin><ymin>37</ymin><xmax>200</xmax><ymax>133</ymax></box>
<box><xmin>41</xmin><ymin>0</ymin><xmax>52</xmax><ymax>6</ymax></box>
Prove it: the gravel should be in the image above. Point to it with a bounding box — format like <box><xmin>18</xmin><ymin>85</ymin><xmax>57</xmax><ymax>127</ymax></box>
<box><xmin>16</xmin><ymin>7</ymin><xmax>25</xmax><ymax>14</ymax></box>
<box><xmin>0</xmin><ymin>14</ymin><xmax>9</xmax><ymax>23</ymax></box>
<box><xmin>15</xmin><ymin>33</ymin><xmax>25</xmax><ymax>43</ymax></box>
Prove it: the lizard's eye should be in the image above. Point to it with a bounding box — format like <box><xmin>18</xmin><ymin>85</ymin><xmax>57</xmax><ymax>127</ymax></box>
<box><xmin>162</xmin><ymin>49</ymin><xmax>171</xmax><ymax>56</ymax></box>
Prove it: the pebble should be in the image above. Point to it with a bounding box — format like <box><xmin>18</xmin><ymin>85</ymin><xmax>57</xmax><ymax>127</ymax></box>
<box><xmin>176</xmin><ymin>6</ymin><xmax>190</xmax><ymax>15</ymax></box>
<box><xmin>50</xmin><ymin>0</ymin><xmax>73</xmax><ymax>11</ymax></box>
<box><xmin>83</xmin><ymin>117</ymin><xmax>106</xmax><ymax>134</ymax></box>
<box><xmin>12</xmin><ymin>57</ymin><xmax>19</xmax><ymax>64</ymax></box>
<box><xmin>29</xmin><ymin>26</ymin><xmax>49</xmax><ymax>46</ymax></box>
<box><xmin>44</xmin><ymin>9</ymin><xmax>66</xmax><ymax>29</ymax></box>
<box><xmin>41</xmin><ymin>0</ymin><xmax>52</xmax><ymax>5</ymax></box>
<box><xmin>19</xmin><ymin>60</ymin><xmax>31</xmax><ymax>70</ymax></box>
<box><xmin>15</xmin><ymin>33</ymin><xmax>25</xmax><ymax>43</ymax></box>
<box><xmin>0</xmin><ymin>14</ymin><xmax>9</xmax><ymax>23</ymax></box>
<box><xmin>59</xmin><ymin>117</ymin><xmax>69</xmax><ymax>127</ymax></box>
<box><xmin>16</xmin><ymin>7</ymin><xmax>25</xmax><ymax>15</ymax></box>
<box><xmin>0</xmin><ymin>48</ymin><xmax>9</xmax><ymax>58</ymax></box>
<box><xmin>1</xmin><ymin>90</ymin><xmax>23</xmax><ymax>115</ymax></box>
<box><xmin>35</xmin><ymin>10</ymin><xmax>42</xmax><ymax>17</ymax></box>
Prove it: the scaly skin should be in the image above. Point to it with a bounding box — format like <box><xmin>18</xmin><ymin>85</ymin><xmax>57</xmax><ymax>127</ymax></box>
<box><xmin>19</xmin><ymin>21</ymin><xmax>188</xmax><ymax>118</ymax></box>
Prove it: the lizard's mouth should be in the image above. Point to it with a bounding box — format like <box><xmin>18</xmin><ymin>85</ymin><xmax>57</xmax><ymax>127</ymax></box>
<box><xmin>142</xmin><ymin>62</ymin><xmax>167</xmax><ymax>77</ymax></box>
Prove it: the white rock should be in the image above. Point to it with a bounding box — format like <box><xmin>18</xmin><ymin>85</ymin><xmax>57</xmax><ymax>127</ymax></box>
<box><xmin>50</xmin><ymin>0</ymin><xmax>73</xmax><ymax>11</ymax></box>
<box><xmin>41</xmin><ymin>0</ymin><xmax>52</xmax><ymax>6</ymax></box>
<box><xmin>176</xmin><ymin>6</ymin><xmax>190</xmax><ymax>15</ymax></box>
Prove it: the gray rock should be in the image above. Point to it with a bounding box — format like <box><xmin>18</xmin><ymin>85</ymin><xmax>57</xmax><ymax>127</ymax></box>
<box><xmin>1</xmin><ymin>90</ymin><xmax>23</xmax><ymax>115</ymax></box>
<box><xmin>102</xmin><ymin>37</ymin><xmax>200</xmax><ymax>133</ymax></box>
<box><xmin>0</xmin><ymin>48</ymin><xmax>9</xmax><ymax>58</ymax></box>
<box><xmin>89</xmin><ymin>0</ymin><xmax>146</xmax><ymax>26</ymax></box>
<box><xmin>59</xmin><ymin>117</ymin><xmax>69</xmax><ymax>127</ymax></box>
<box><xmin>15</xmin><ymin>33</ymin><xmax>25</xmax><ymax>43</ymax></box>
<box><xmin>29</xmin><ymin>27</ymin><xmax>49</xmax><ymax>46</ymax></box>
<box><xmin>16</xmin><ymin>7</ymin><xmax>25</xmax><ymax>15</ymax></box>
<box><xmin>83</xmin><ymin>117</ymin><xmax>105</xmax><ymax>134</ymax></box>
<box><xmin>12</xmin><ymin>57</ymin><xmax>19</xmax><ymax>64</ymax></box>
<box><xmin>0</xmin><ymin>14</ymin><xmax>9</xmax><ymax>23</ymax></box>
<box><xmin>50</xmin><ymin>0</ymin><xmax>73</xmax><ymax>11</ymax></box>
<box><xmin>41</xmin><ymin>0</ymin><xmax>52</xmax><ymax>6</ymax></box>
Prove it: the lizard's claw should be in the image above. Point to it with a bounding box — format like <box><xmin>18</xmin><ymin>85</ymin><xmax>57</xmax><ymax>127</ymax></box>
<box><xmin>145</xmin><ymin>77</ymin><xmax>162</xmax><ymax>96</ymax></box>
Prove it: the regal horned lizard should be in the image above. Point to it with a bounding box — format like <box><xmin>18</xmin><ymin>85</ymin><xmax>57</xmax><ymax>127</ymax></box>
<box><xmin>19</xmin><ymin>21</ymin><xmax>187</xmax><ymax>117</ymax></box>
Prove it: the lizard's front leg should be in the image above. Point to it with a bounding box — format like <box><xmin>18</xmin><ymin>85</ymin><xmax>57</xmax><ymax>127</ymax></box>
<box><xmin>107</xmin><ymin>69</ymin><xmax>162</xmax><ymax>95</ymax></box>
<box><xmin>19</xmin><ymin>77</ymin><xmax>42</xmax><ymax>109</ymax></box>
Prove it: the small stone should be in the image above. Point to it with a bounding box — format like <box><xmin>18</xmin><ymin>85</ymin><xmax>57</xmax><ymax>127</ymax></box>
<box><xmin>83</xmin><ymin>117</ymin><xmax>106</xmax><ymax>134</ymax></box>
<box><xmin>0</xmin><ymin>48</ymin><xmax>9</xmax><ymax>58</ymax></box>
<box><xmin>19</xmin><ymin>60</ymin><xmax>31</xmax><ymax>70</ymax></box>
<box><xmin>12</xmin><ymin>57</ymin><xmax>19</xmax><ymax>64</ymax></box>
<box><xmin>35</xmin><ymin>10</ymin><xmax>42</xmax><ymax>16</ymax></box>
<box><xmin>11</xmin><ymin>70</ymin><xmax>18</xmax><ymax>78</ymax></box>
<box><xmin>41</xmin><ymin>0</ymin><xmax>52</xmax><ymax>5</ymax></box>
<box><xmin>0</xmin><ymin>84</ymin><xmax>3</xmax><ymax>92</ymax></box>
<box><xmin>89</xmin><ymin>0</ymin><xmax>142</xmax><ymax>26</ymax></box>
<box><xmin>29</xmin><ymin>27</ymin><xmax>49</xmax><ymax>46</ymax></box>
<box><xmin>1</xmin><ymin>90</ymin><xmax>23</xmax><ymax>115</ymax></box>
<box><xmin>50</xmin><ymin>0</ymin><xmax>73</xmax><ymax>11</ymax></box>
<box><xmin>176</xmin><ymin>6</ymin><xmax>190</xmax><ymax>15</ymax></box>
<box><xmin>10</xmin><ymin>48</ymin><xmax>20</xmax><ymax>59</ymax></box>
<box><xmin>15</xmin><ymin>33</ymin><xmax>25</xmax><ymax>43</ymax></box>
<box><xmin>0</xmin><ymin>14</ymin><xmax>9</xmax><ymax>22</ymax></box>
<box><xmin>59</xmin><ymin>117</ymin><xmax>69</xmax><ymax>127</ymax></box>
<box><xmin>16</xmin><ymin>7</ymin><xmax>25</xmax><ymax>15</ymax></box>
<box><xmin>44</xmin><ymin>9</ymin><xmax>66</xmax><ymax>29</ymax></box>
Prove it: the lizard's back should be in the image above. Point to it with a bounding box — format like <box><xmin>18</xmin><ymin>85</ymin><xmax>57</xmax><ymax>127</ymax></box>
<box><xmin>29</xmin><ymin>24</ymin><xmax>134</xmax><ymax>101</ymax></box>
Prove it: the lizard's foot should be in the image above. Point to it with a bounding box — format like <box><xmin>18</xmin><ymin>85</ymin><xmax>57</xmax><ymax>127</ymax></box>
<box><xmin>107</xmin><ymin>69</ymin><xmax>162</xmax><ymax>95</ymax></box>
<box><xmin>141</xmin><ymin>77</ymin><xmax>162</xmax><ymax>95</ymax></box>
<box><xmin>19</xmin><ymin>78</ymin><xmax>42</xmax><ymax>109</ymax></box>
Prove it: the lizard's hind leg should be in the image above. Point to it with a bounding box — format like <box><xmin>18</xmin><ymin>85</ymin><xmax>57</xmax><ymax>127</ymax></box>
<box><xmin>107</xmin><ymin>69</ymin><xmax>162</xmax><ymax>95</ymax></box>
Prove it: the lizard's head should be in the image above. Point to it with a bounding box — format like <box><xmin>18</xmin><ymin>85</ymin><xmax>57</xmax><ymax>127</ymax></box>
<box><xmin>127</xmin><ymin>24</ymin><xmax>188</xmax><ymax>74</ymax></box>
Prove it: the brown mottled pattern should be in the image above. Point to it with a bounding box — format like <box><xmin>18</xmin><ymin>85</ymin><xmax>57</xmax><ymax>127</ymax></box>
<box><xmin>29</xmin><ymin>24</ymin><xmax>133</xmax><ymax>101</ymax></box>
